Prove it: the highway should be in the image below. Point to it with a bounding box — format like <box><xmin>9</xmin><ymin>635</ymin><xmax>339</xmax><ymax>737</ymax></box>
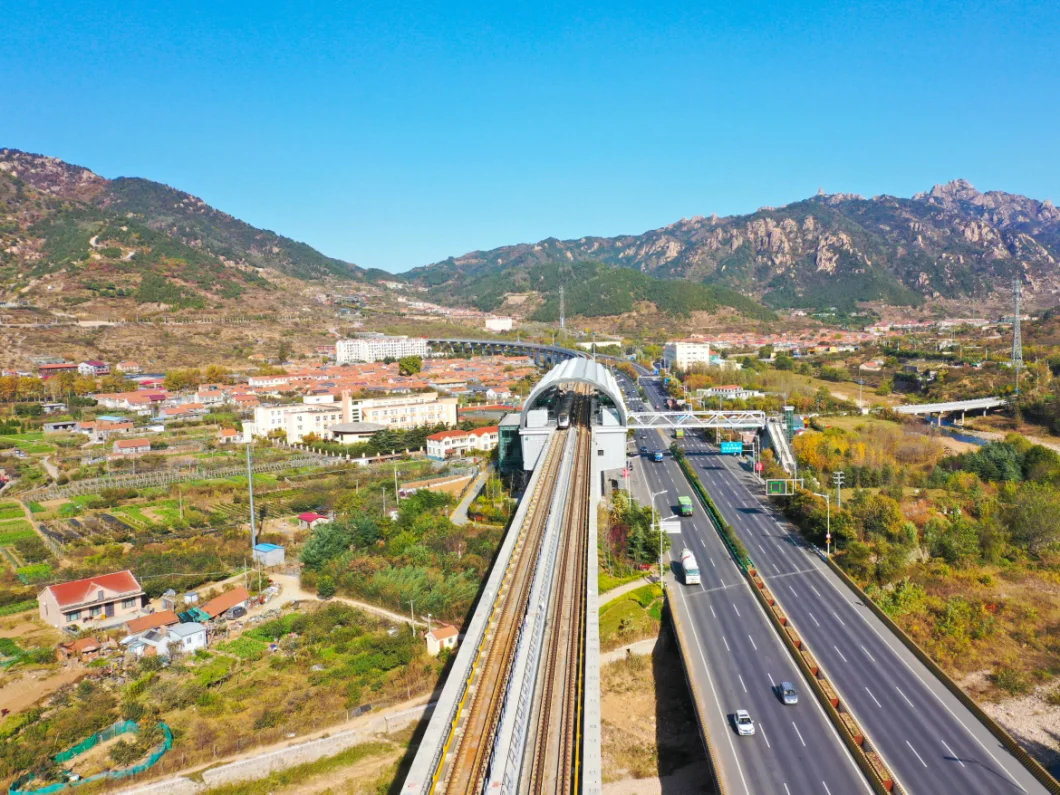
<box><xmin>636</xmin><ymin>375</ymin><xmax>1052</xmax><ymax>795</ymax></box>
<box><xmin>620</xmin><ymin>378</ymin><xmax>872</xmax><ymax>795</ymax></box>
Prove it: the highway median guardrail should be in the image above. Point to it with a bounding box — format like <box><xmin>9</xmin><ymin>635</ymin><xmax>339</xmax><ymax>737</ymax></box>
<box><xmin>673</xmin><ymin>452</ymin><xmax>900</xmax><ymax>794</ymax></box>
<box><xmin>672</xmin><ymin>449</ymin><xmax>752</xmax><ymax>570</ymax></box>
<box><xmin>746</xmin><ymin>566</ymin><xmax>901</xmax><ymax>794</ymax></box>
<box><xmin>824</xmin><ymin>556</ymin><xmax>1060</xmax><ymax>794</ymax></box>
<box><xmin>665</xmin><ymin>598</ymin><xmax>725</xmax><ymax>795</ymax></box>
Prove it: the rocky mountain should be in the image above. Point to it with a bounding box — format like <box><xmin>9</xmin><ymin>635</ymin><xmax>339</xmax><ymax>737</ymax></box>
<box><xmin>0</xmin><ymin>149</ymin><xmax>364</xmax><ymax>311</ymax></box>
<box><xmin>410</xmin><ymin>180</ymin><xmax>1060</xmax><ymax>312</ymax></box>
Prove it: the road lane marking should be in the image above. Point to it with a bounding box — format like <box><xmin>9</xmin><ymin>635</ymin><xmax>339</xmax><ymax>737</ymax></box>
<box><xmin>709</xmin><ymin>604</ymin><xmax>716</xmax><ymax>618</ymax></box>
<box><xmin>831</xmin><ymin>611</ymin><xmax>846</xmax><ymax>626</ymax></box>
<box><xmin>808</xmin><ymin>611</ymin><xmax>821</xmax><ymax>627</ymax></box>
<box><xmin>822</xmin><ymin>783</ymin><xmax>832</xmax><ymax>795</ymax></box>
<box><xmin>833</xmin><ymin>645</ymin><xmax>848</xmax><ymax>663</ymax></box>
<box><xmin>906</xmin><ymin>740</ymin><xmax>928</xmax><ymax>767</ymax></box>
<box><xmin>738</xmin><ymin>674</ymin><xmax>747</xmax><ymax>693</ymax></box>
<box><xmin>788</xmin><ymin>584</ymin><xmax>799</xmax><ymax>598</ymax></box>
<box><xmin>781</xmin><ymin>783</ymin><xmax>788</xmax><ymax>794</ymax></box>
<box><xmin>941</xmin><ymin>740</ymin><xmax>966</xmax><ymax>768</ymax></box>
<box><xmin>762</xmin><ymin>723</ymin><xmax>772</xmax><ymax>749</ymax></box>
<box><xmin>748</xmin><ymin>634</ymin><xmax>757</xmax><ymax>651</ymax></box>
<box><xmin>860</xmin><ymin>644</ymin><xmax>876</xmax><ymax>663</ymax></box>
<box><xmin>723</xmin><ymin>636</ymin><xmax>731</xmax><ymax>651</ymax></box>
<box><xmin>732</xmin><ymin>603</ymin><xmax>741</xmax><ymax>617</ymax></box>
<box><xmin>710</xmin><ymin>557</ymin><xmax>716</xmax><ymax>567</ymax></box>
<box><xmin>811</xmin><ymin>585</ymin><xmax>822</xmax><ymax>598</ymax></box>
<box><xmin>792</xmin><ymin>721</ymin><xmax>806</xmax><ymax>747</ymax></box>
<box><xmin>865</xmin><ymin>686</ymin><xmax>882</xmax><ymax>708</ymax></box>
<box><xmin>772</xmin><ymin>563</ymin><xmax>780</xmax><ymax>573</ymax></box>
<box><xmin>896</xmin><ymin>686</ymin><xmax>914</xmax><ymax>708</ymax></box>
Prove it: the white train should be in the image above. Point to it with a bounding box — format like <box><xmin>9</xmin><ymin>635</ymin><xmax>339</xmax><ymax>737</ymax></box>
<box><xmin>556</xmin><ymin>391</ymin><xmax>575</xmax><ymax>428</ymax></box>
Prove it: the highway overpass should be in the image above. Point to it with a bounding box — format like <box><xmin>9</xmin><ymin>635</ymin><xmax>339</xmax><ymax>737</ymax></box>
<box><xmin>894</xmin><ymin>397</ymin><xmax>1007</xmax><ymax>416</ymax></box>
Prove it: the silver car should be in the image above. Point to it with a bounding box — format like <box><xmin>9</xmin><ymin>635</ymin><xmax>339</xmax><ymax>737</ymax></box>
<box><xmin>780</xmin><ymin>682</ymin><xmax>799</xmax><ymax>705</ymax></box>
<box><xmin>735</xmin><ymin>709</ymin><xmax>755</xmax><ymax>736</ymax></box>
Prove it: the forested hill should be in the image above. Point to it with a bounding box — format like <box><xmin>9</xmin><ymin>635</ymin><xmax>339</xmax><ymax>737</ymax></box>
<box><xmin>0</xmin><ymin>149</ymin><xmax>364</xmax><ymax>308</ymax></box>
<box><xmin>408</xmin><ymin>180</ymin><xmax>1060</xmax><ymax>311</ymax></box>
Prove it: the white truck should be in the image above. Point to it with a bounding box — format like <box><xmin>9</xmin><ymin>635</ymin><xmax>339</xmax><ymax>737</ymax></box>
<box><xmin>680</xmin><ymin>548</ymin><xmax>701</xmax><ymax>585</ymax></box>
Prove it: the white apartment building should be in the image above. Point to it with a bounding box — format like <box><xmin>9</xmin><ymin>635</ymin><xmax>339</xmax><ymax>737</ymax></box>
<box><xmin>347</xmin><ymin>392</ymin><xmax>457</xmax><ymax>429</ymax></box>
<box><xmin>426</xmin><ymin>426</ymin><xmax>499</xmax><ymax>460</ymax></box>
<box><xmin>336</xmin><ymin>335</ymin><xmax>429</xmax><ymax>364</ymax></box>
<box><xmin>253</xmin><ymin>391</ymin><xmax>456</xmax><ymax>443</ymax></box>
<box><xmin>662</xmin><ymin>340</ymin><xmax>712</xmax><ymax>371</ymax></box>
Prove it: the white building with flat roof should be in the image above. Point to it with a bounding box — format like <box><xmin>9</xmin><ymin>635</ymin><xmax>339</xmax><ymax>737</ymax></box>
<box><xmin>336</xmin><ymin>335</ymin><xmax>428</xmax><ymax>364</ymax></box>
<box><xmin>663</xmin><ymin>340</ymin><xmax>712</xmax><ymax>371</ymax></box>
<box><xmin>484</xmin><ymin>317</ymin><xmax>514</xmax><ymax>332</ymax></box>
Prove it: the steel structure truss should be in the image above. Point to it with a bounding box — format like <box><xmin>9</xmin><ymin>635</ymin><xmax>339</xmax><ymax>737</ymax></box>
<box><xmin>626</xmin><ymin>410</ymin><xmax>766</xmax><ymax>430</ymax></box>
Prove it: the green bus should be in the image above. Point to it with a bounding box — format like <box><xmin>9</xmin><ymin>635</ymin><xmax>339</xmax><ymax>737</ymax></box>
<box><xmin>678</xmin><ymin>496</ymin><xmax>694</xmax><ymax>516</ymax></box>
<box><xmin>674</xmin><ymin>428</ymin><xmax>685</xmax><ymax>439</ymax></box>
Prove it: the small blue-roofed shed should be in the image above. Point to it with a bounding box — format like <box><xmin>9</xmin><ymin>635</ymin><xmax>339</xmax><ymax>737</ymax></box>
<box><xmin>252</xmin><ymin>543</ymin><xmax>285</xmax><ymax>567</ymax></box>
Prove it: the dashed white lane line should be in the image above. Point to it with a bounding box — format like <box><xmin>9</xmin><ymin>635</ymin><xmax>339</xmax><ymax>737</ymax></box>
<box><xmin>768</xmin><ymin>672</ymin><xmax>776</xmax><ymax>687</ymax></box>
<box><xmin>831</xmin><ymin>610</ymin><xmax>846</xmax><ymax>626</ymax></box>
<box><xmin>709</xmin><ymin>604</ymin><xmax>717</xmax><ymax>618</ymax></box>
<box><xmin>896</xmin><ymin>685</ymin><xmax>915</xmax><ymax>708</ymax></box>
<box><xmin>723</xmin><ymin>636</ymin><xmax>731</xmax><ymax>651</ymax></box>
<box><xmin>941</xmin><ymin>740</ymin><xmax>966</xmax><ymax>768</ymax></box>
<box><xmin>748</xmin><ymin>634</ymin><xmax>757</xmax><ymax>651</ymax></box>
<box><xmin>781</xmin><ymin>783</ymin><xmax>788</xmax><ymax>794</ymax></box>
<box><xmin>738</xmin><ymin>674</ymin><xmax>748</xmax><ymax>693</ymax></box>
<box><xmin>808</xmin><ymin>612</ymin><xmax>821</xmax><ymax>627</ymax></box>
<box><xmin>861</xmin><ymin>644</ymin><xmax>876</xmax><ymax>663</ymax></box>
<box><xmin>811</xmin><ymin>585</ymin><xmax>822</xmax><ymax>598</ymax></box>
<box><xmin>763</xmin><ymin>723</ymin><xmax>773</xmax><ymax>750</ymax></box>
<box><xmin>822</xmin><ymin>782</ymin><xmax>832</xmax><ymax>795</ymax></box>
<box><xmin>788</xmin><ymin>584</ymin><xmax>799</xmax><ymax>598</ymax></box>
<box><xmin>833</xmin><ymin>645</ymin><xmax>849</xmax><ymax>663</ymax></box>
<box><xmin>710</xmin><ymin>557</ymin><xmax>716</xmax><ymax>567</ymax></box>
<box><xmin>792</xmin><ymin>721</ymin><xmax>806</xmax><ymax>747</ymax></box>
<box><xmin>732</xmin><ymin>603</ymin><xmax>741</xmax><ymax>617</ymax></box>
<box><xmin>865</xmin><ymin>686</ymin><xmax>882</xmax><ymax>708</ymax></box>
<box><xmin>907</xmin><ymin>740</ymin><xmax>929</xmax><ymax>767</ymax></box>
<box><xmin>772</xmin><ymin>562</ymin><xmax>780</xmax><ymax>573</ymax></box>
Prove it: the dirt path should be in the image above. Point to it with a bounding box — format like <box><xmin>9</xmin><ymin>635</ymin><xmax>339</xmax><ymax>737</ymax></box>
<box><xmin>280</xmin><ymin>745</ymin><xmax>403</xmax><ymax>795</ymax></box>
<box><xmin>602</xmin><ymin>762</ymin><xmax>714</xmax><ymax>794</ymax></box>
<box><xmin>265</xmin><ymin>574</ymin><xmax>426</xmax><ymax>627</ymax></box>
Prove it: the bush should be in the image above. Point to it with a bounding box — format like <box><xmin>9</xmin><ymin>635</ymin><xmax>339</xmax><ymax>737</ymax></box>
<box><xmin>990</xmin><ymin>665</ymin><xmax>1030</xmax><ymax>695</ymax></box>
<box><xmin>317</xmin><ymin>575</ymin><xmax>336</xmax><ymax>599</ymax></box>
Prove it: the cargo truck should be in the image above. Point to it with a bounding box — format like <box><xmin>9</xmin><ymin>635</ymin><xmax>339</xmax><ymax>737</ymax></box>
<box><xmin>652</xmin><ymin>449</ymin><xmax>664</xmax><ymax>462</ymax></box>
<box><xmin>674</xmin><ymin>428</ymin><xmax>685</xmax><ymax>439</ymax></box>
<box><xmin>678</xmin><ymin>496</ymin><xmax>694</xmax><ymax>516</ymax></box>
<box><xmin>680</xmin><ymin>548</ymin><xmax>701</xmax><ymax>585</ymax></box>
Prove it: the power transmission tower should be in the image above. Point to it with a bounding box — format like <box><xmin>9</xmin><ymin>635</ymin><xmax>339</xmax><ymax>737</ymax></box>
<box><xmin>559</xmin><ymin>285</ymin><xmax>566</xmax><ymax>330</ymax></box>
<box><xmin>1011</xmin><ymin>279</ymin><xmax>1024</xmax><ymax>396</ymax></box>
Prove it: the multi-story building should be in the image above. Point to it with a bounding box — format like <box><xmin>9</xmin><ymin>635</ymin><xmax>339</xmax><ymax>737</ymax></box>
<box><xmin>336</xmin><ymin>335</ymin><xmax>429</xmax><ymax>364</ymax></box>
<box><xmin>426</xmin><ymin>425</ymin><xmax>500</xmax><ymax>459</ymax></box>
<box><xmin>78</xmin><ymin>360</ymin><xmax>110</xmax><ymax>376</ymax></box>
<box><xmin>343</xmin><ymin>391</ymin><xmax>457</xmax><ymax>429</ymax></box>
<box><xmin>662</xmin><ymin>340</ymin><xmax>712</xmax><ymax>371</ymax></box>
<box><xmin>38</xmin><ymin>570</ymin><xmax>146</xmax><ymax>629</ymax></box>
<box><xmin>484</xmin><ymin>316</ymin><xmax>514</xmax><ymax>332</ymax></box>
<box><xmin>252</xmin><ymin>404</ymin><xmax>344</xmax><ymax>443</ymax></box>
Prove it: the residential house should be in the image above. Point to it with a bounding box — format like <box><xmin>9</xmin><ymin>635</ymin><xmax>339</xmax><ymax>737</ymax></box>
<box><xmin>44</xmin><ymin>420</ymin><xmax>80</xmax><ymax>434</ymax></box>
<box><xmin>38</xmin><ymin>570</ymin><xmax>146</xmax><ymax>629</ymax></box>
<box><xmin>201</xmin><ymin>586</ymin><xmax>251</xmax><ymax>619</ymax></box>
<box><xmin>167</xmin><ymin>622</ymin><xmax>208</xmax><ymax>654</ymax></box>
<box><xmin>426</xmin><ymin>426</ymin><xmax>500</xmax><ymax>460</ymax></box>
<box><xmin>57</xmin><ymin>636</ymin><xmax>103</xmax><ymax>661</ymax></box>
<box><xmin>297</xmin><ymin>512</ymin><xmax>329</xmax><ymax>530</ymax></box>
<box><xmin>123</xmin><ymin>623</ymin><xmax>207</xmax><ymax>658</ymax></box>
<box><xmin>125</xmin><ymin>610</ymin><xmax>180</xmax><ymax>635</ymax></box>
<box><xmin>79</xmin><ymin>360</ymin><xmax>110</xmax><ymax>376</ymax></box>
<box><xmin>38</xmin><ymin>362</ymin><xmax>78</xmax><ymax>379</ymax></box>
<box><xmin>116</xmin><ymin>361</ymin><xmax>142</xmax><ymax>375</ymax></box>
<box><xmin>113</xmin><ymin>438</ymin><xmax>151</xmax><ymax>456</ymax></box>
<box><xmin>425</xmin><ymin>624</ymin><xmax>459</xmax><ymax>656</ymax></box>
<box><xmin>217</xmin><ymin>428</ymin><xmax>243</xmax><ymax>444</ymax></box>
<box><xmin>327</xmin><ymin>421</ymin><xmax>386</xmax><ymax>444</ymax></box>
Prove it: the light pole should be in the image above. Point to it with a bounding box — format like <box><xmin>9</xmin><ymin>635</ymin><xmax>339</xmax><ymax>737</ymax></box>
<box><xmin>813</xmin><ymin>491</ymin><xmax>832</xmax><ymax>558</ymax></box>
<box><xmin>832</xmin><ymin>471</ymin><xmax>844</xmax><ymax>509</ymax></box>
<box><xmin>651</xmin><ymin>489</ymin><xmax>669</xmax><ymax>586</ymax></box>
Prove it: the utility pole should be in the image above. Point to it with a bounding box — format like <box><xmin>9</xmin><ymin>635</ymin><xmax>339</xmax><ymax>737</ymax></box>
<box><xmin>651</xmin><ymin>489</ymin><xmax>668</xmax><ymax>588</ymax></box>
<box><xmin>832</xmin><ymin>471</ymin><xmax>844</xmax><ymax>509</ymax></box>
<box><xmin>408</xmin><ymin>599</ymin><xmax>416</xmax><ymax>634</ymax></box>
<box><xmin>394</xmin><ymin>463</ymin><xmax>399</xmax><ymax>503</ymax></box>
<box><xmin>814</xmin><ymin>491</ymin><xmax>832</xmax><ymax>558</ymax></box>
<box><xmin>1011</xmin><ymin>279</ymin><xmax>1024</xmax><ymax>397</ymax></box>
<box><xmin>246</xmin><ymin>440</ymin><xmax>257</xmax><ymax>548</ymax></box>
<box><xmin>559</xmin><ymin>286</ymin><xmax>566</xmax><ymax>330</ymax></box>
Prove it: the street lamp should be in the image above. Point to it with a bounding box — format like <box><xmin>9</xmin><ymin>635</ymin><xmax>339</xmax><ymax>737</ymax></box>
<box><xmin>650</xmin><ymin>490</ymin><xmax>669</xmax><ymax>586</ymax></box>
<box><xmin>813</xmin><ymin>491</ymin><xmax>832</xmax><ymax>558</ymax></box>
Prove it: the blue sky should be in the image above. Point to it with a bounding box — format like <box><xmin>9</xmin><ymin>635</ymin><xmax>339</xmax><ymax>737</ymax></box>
<box><xmin>3</xmin><ymin>0</ymin><xmax>1057</xmax><ymax>273</ymax></box>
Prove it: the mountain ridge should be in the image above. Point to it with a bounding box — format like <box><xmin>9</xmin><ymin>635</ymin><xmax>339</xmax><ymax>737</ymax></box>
<box><xmin>407</xmin><ymin>180</ymin><xmax>1060</xmax><ymax>313</ymax></box>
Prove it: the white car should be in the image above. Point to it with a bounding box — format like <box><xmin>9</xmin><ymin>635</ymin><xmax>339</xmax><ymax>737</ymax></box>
<box><xmin>735</xmin><ymin>710</ymin><xmax>755</xmax><ymax>736</ymax></box>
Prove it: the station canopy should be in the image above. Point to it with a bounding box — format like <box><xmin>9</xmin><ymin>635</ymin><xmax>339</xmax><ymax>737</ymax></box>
<box><xmin>520</xmin><ymin>358</ymin><xmax>627</xmax><ymax>428</ymax></box>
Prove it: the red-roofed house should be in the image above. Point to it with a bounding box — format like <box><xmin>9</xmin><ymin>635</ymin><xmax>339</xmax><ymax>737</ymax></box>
<box><xmin>125</xmin><ymin>610</ymin><xmax>179</xmax><ymax>635</ymax></box>
<box><xmin>79</xmin><ymin>360</ymin><xmax>110</xmax><ymax>376</ymax></box>
<box><xmin>217</xmin><ymin>428</ymin><xmax>243</xmax><ymax>444</ymax></box>
<box><xmin>425</xmin><ymin>624</ymin><xmax>460</xmax><ymax>656</ymax></box>
<box><xmin>201</xmin><ymin>586</ymin><xmax>250</xmax><ymax>619</ymax></box>
<box><xmin>38</xmin><ymin>570</ymin><xmax>145</xmax><ymax>628</ymax></box>
<box><xmin>298</xmin><ymin>512</ymin><xmax>329</xmax><ymax>529</ymax></box>
<box><xmin>426</xmin><ymin>426</ymin><xmax>499</xmax><ymax>460</ymax></box>
<box><xmin>114</xmin><ymin>438</ymin><xmax>151</xmax><ymax>456</ymax></box>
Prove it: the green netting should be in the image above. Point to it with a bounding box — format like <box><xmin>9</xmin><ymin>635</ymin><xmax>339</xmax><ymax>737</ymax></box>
<box><xmin>178</xmin><ymin>607</ymin><xmax>210</xmax><ymax>623</ymax></box>
<box><xmin>10</xmin><ymin>722</ymin><xmax>172</xmax><ymax>795</ymax></box>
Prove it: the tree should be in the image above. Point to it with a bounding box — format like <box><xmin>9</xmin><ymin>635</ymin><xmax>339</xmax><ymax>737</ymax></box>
<box><xmin>317</xmin><ymin>575</ymin><xmax>336</xmax><ymax>599</ymax></box>
<box><xmin>300</xmin><ymin>521</ymin><xmax>354</xmax><ymax>569</ymax></box>
<box><xmin>277</xmin><ymin>339</ymin><xmax>293</xmax><ymax>364</ymax></box>
<box><xmin>398</xmin><ymin>356</ymin><xmax>423</xmax><ymax>376</ymax></box>
<box><xmin>1003</xmin><ymin>482</ymin><xmax>1060</xmax><ymax>556</ymax></box>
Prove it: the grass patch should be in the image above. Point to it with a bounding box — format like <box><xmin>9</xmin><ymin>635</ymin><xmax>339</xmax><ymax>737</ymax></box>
<box><xmin>17</xmin><ymin>563</ymin><xmax>53</xmax><ymax>583</ymax></box>
<box><xmin>598</xmin><ymin>570</ymin><xmax>645</xmax><ymax>593</ymax></box>
<box><xmin>28</xmin><ymin>502</ymin><xmax>45</xmax><ymax>514</ymax></box>
<box><xmin>599</xmin><ymin>584</ymin><xmax>663</xmax><ymax>652</ymax></box>
<box><xmin>216</xmin><ymin>636</ymin><xmax>268</xmax><ymax>660</ymax></box>
<box><xmin>199</xmin><ymin>741</ymin><xmax>394</xmax><ymax>795</ymax></box>
<box><xmin>0</xmin><ymin>599</ymin><xmax>37</xmax><ymax>616</ymax></box>
<box><xmin>0</xmin><ymin>524</ymin><xmax>35</xmax><ymax>545</ymax></box>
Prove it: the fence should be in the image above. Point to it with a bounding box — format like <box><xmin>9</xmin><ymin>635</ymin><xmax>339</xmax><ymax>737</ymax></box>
<box><xmin>11</xmin><ymin>721</ymin><xmax>172</xmax><ymax>795</ymax></box>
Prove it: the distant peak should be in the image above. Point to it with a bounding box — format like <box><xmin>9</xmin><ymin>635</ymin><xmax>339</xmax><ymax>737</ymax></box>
<box><xmin>921</xmin><ymin>179</ymin><xmax>980</xmax><ymax>201</ymax></box>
